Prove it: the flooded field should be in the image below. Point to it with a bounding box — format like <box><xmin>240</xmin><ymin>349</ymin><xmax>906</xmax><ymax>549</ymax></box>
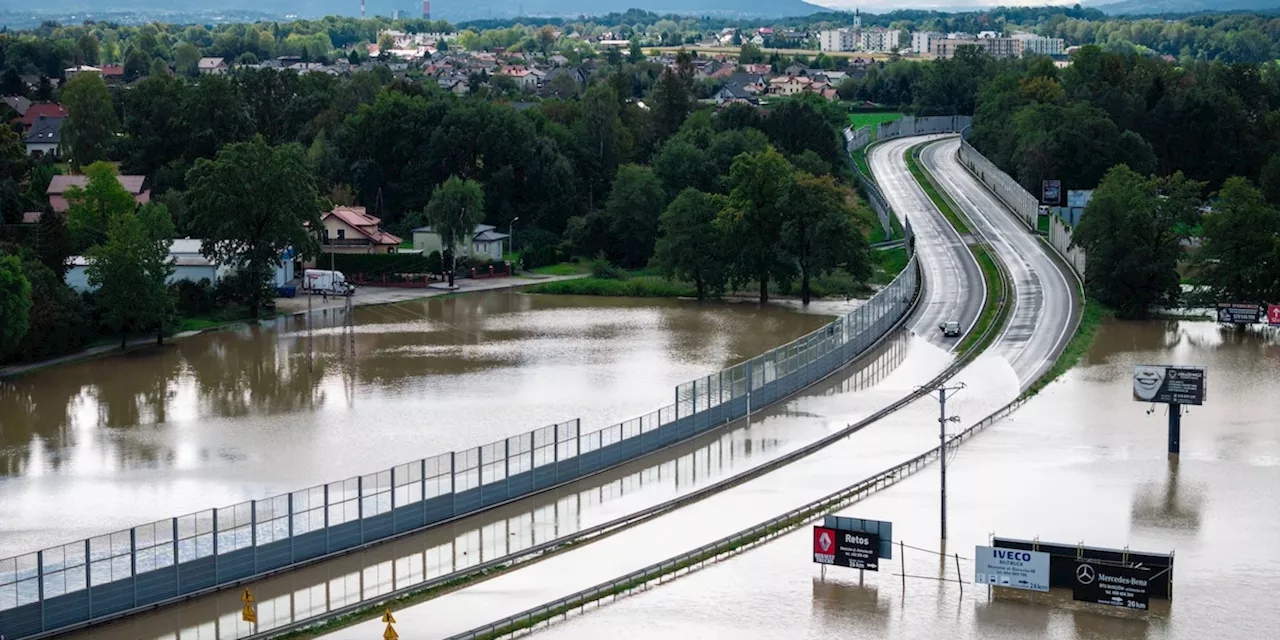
<box><xmin>529</xmin><ymin>319</ymin><xmax>1280</xmax><ymax>639</ymax></box>
<box><xmin>0</xmin><ymin>290</ymin><xmax>832</xmax><ymax>557</ymax></box>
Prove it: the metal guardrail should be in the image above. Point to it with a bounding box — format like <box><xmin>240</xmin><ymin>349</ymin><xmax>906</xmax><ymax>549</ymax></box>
<box><xmin>443</xmin><ymin>393</ymin><xmax>1031</xmax><ymax>640</ymax></box>
<box><xmin>0</xmin><ymin>261</ymin><xmax>922</xmax><ymax>640</ymax></box>
<box><xmin>442</xmin><ymin>135</ymin><xmax>1022</xmax><ymax>640</ymax></box>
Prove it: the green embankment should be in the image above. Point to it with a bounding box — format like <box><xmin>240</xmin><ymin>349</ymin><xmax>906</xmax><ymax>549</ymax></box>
<box><xmin>955</xmin><ymin>246</ymin><xmax>1005</xmax><ymax>355</ymax></box>
<box><xmin>847</xmin><ymin>112</ymin><xmax>903</xmax><ymax>128</ymax></box>
<box><xmin>905</xmin><ymin>146</ymin><xmax>970</xmax><ymax>235</ymax></box>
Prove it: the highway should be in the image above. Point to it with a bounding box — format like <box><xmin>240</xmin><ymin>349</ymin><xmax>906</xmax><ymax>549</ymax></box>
<box><xmin>920</xmin><ymin>138</ymin><xmax>1080</xmax><ymax>390</ymax></box>
<box><xmin>869</xmin><ymin>136</ymin><xmax>985</xmax><ymax>350</ymax></box>
<box><xmin>450</xmin><ymin>136</ymin><xmax>1083</xmax><ymax>640</ymax></box>
<box><xmin>61</xmin><ymin>135</ymin><xmax>1008</xmax><ymax>640</ymax></box>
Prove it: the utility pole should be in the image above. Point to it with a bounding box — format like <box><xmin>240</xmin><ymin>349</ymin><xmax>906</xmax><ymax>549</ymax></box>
<box><xmin>927</xmin><ymin>382</ymin><xmax>964</xmax><ymax>540</ymax></box>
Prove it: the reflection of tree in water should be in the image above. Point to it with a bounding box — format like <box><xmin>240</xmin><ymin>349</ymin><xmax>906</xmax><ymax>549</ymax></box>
<box><xmin>1083</xmin><ymin>319</ymin><xmax>1184</xmax><ymax>367</ymax></box>
<box><xmin>0</xmin><ymin>376</ymin><xmax>86</xmax><ymax>475</ymax></box>
<box><xmin>186</xmin><ymin>323</ymin><xmax>327</xmax><ymax>418</ymax></box>
<box><xmin>811</xmin><ymin>577</ymin><xmax>889</xmax><ymax>634</ymax></box>
<box><xmin>90</xmin><ymin>348</ymin><xmax>184</xmax><ymax>429</ymax></box>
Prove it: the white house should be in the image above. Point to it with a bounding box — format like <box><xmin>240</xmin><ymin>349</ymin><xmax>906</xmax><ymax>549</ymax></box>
<box><xmin>24</xmin><ymin>116</ymin><xmax>62</xmax><ymax>157</ymax></box>
<box><xmin>198</xmin><ymin>57</ymin><xmax>229</xmax><ymax>74</ymax></box>
<box><xmin>412</xmin><ymin>224</ymin><xmax>509</xmax><ymax>262</ymax></box>
<box><xmin>65</xmin><ymin>239</ymin><xmax>294</xmax><ymax>292</ymax></box>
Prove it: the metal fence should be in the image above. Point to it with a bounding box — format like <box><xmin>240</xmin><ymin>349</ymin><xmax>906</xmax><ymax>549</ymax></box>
<box><xmin>957</xmin><ymin>129</ymin><xmax>1086</xmax><ymax>280</ymax></box>
<box><xmin>0</xmin><ymin>256</ymin><xmax>920</xmax><ymax>640</ymax></box>
<box><xmin>877</xmin><ymin>115</ymin><xmax>974</xmax><ymax>141</ymax></box>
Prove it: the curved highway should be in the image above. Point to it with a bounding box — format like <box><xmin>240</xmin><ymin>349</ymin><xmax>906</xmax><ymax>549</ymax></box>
<box><xmin>920</xmin><ymin>138</ymin><xmax>1081</xmax><ymax>391</ymax></box>
<box><xmin>870</xmin><ymin>136</ymin><xmax>985</xmax><ymax>348</ymax></box>
<box><xmin>61</xmin><ymin>136</ymin><xmax>1006</xmax><ymax>640</ymax></box>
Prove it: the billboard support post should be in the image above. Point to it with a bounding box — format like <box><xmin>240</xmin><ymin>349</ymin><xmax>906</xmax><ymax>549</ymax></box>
<box><xmin>1168</xmin><ymin>403</ymin><xmax>1181</xmax><ymax>455</ymax></box>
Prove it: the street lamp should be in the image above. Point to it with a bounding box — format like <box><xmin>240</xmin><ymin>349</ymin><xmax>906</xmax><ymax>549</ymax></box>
<box><xmin>509</xmin><ymin>217</ymin><xmax>519</xmax><ymax>259</ymax></box>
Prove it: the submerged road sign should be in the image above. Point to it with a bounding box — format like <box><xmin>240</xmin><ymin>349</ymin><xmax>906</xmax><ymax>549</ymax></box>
<box><xmin>813</xmin><ymin>526</ymin><xmax>879</xmax><ymax>571</ymax></box>
<box><xmin>240</xmin><ymin>587</ymin><xmax>254</xmax><ymax>603</ymax></box>
<box><xmin>241</xmin><ymin>603</ymin><xmax>257</xmax><ymax>623</ymax></box>
<box><xmin>1072</xmin><ymin>561</ymin><xmax>1151</xmax><ymax>611</ymax></box>
<box><xmin>1133</xmin><ymin>365</ymin><xmax>1205</xmax><ymax>405</ymax></box>
<box><xmin>822</xmin><ymin>515</ymin><xmax>893</xmax><ymax>559</ymax></box>
<box><xmin>974</xmin><ymin>545</ymin><xmax>1049</xmax><ymax>592</ymax></box>
<box><xmin>382</xmin><ymin>609</ymin><xmax>396</xmax><ymax>624</ymax></box>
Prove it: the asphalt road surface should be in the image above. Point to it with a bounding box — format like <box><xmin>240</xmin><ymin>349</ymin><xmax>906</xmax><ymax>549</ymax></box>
<box><xmin>869</xmin><ymin>136</ymin><xmax>986</xmax><ymax>350</ymax></box>
<box><xmin>920</xmin><ymin>138</ymin><xmax>1081</xmax><ymax>391</ymax></box>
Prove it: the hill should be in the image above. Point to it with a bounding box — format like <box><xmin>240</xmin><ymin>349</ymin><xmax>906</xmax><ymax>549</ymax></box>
<box><xmin>1091</xmin><ymin>0</ymin><xmax>1280</xmax><ymax>15</ymax></box>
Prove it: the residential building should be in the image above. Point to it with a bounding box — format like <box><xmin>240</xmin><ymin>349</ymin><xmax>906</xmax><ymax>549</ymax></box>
<box><xmin>65</xmin><ymin>239</ymin><xmax>292</xmax><ymax>292</ymax></box>
<box><xmin>499</xmin><ymin>65</ymin><xmax>539</xmax><ymax>91</ymax></box>
<box><xmin>820</xmin><ymin>29</ymin><xmax>856</xmax><ymax>53</ymax></box>
<box><xmin>19</xmin><ymin>103</ymin><xmax>67</xmax><ymax>131</ymax></box>
<box><xmin>1012</xmin><ymin>33</ymin><xmax>1066</xmax><ymax>56</ymax></box>
<box><xmin>912</xmin><ymin>31</ymin><xmax>942</xmax><ymax>55</ymax></box>
<box><xmin>438</xmin><ymin>75</ymin><xmax>470</xmax><ymax>96</ymax></box>
<box><xmin>319</xmin><ymin>206</ymin><xmax>402</xmax><ymax>254</ymax></box>
<box><xmin>198</xmin><ymin>57</ymin><xmax>229</xmax><ymax>74</ymax></box>
<box><xmin>858</xmin><ymin>28</ymin><xmax>900</xmax><ymax>53</ymax></box>
<box><xmin>47</xmin><ymin>174</ymin><xmax>150</xmax><ymax>213</ymax></box>
<box><xmin>713</xmin><ymin>83</ymin><xmax>756</xmax><ymax>106</ymax></box>
<box><xmin>931</xmin><ymin>36</ymin><xmax>1022</xmax><ymax>59</ymax></box>
<box><xmin>412</xmin><ymin>224</ymin><xmax>509</xmax><ymax>261</ymax></box>
<box><xmin>24</xmin><ymin>115</ymin><xmax>62</xmax><ymax>157</ymax></box>
<box><xmin>769</xmin><ymin>75</ymin><xmax>812</xmax><ymax>96</ymax></box>
<box><xmin>65</xmin><ymin>65</ymin><xmax>103</xmax><ymax>79</ymax></box>
<box><xmin>2</xmin><ymin>96</ymin><xmax>31</xmax><ymax>116</ymax></box>
<box><xmin>100</xmin><ymin>65</ymin><xmax>125</xmax><ymax>80</ymax></box>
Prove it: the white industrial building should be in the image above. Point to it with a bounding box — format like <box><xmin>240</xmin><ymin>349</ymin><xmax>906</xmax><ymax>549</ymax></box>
<box><xmin>1012</xmin><ymin>33</ymin><xmax>1066</xmax><ymax>56</ymax></box>
<box><xmin>819</xmin><ymin>29</ymin><xmax>856</xmax><ymax>52</ymax></box>
<box><xmin>858</xmin><ymin>27</ymin><xmax>900</xmax><ymax>52</ymax></box>
<box><xmin>65</xmin><ymin>239</ymin><xmax>294</xmax><ymax>292</ymax></box>
<box><xmin>912</xmin><ymin>31</ymin><xmax>942</xmax><ymax>55</ymax></box>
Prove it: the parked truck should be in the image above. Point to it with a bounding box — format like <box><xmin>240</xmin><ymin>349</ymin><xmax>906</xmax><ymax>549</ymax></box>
<box><xmin>302</xmin><ymin>269</ymin><xmax>354</xmax><ymax>296</ymax></box>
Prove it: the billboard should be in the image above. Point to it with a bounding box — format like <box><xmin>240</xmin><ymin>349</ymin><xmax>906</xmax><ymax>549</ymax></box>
<box><xmin>823</xmin><ymin>515</ymin><xmax>893</xmax><ymax>559</ymax></box>
<box><xmin>1217</xmin><ymin>303</ymin><xmax>1263</xmax><ymax>324</ymax></box>
<box><xmin>1067</xmin><ymin>189</ymin><xmax>1093</xmax><ymax>209</ymax></box>
<box><xmin>1134</xmin><ymin>365</ymin><xmax>1205</xmax><ymax>405</ymax></box>
<box><xmin>974</xmin><ymin>546</ymin><xmax>1049</xmax><ymax>592</ymax></box>
<box><xmin>1071</xmin><ymin>561</ymin><xmax>1151</xmax><ymax>611</ymax></box>
<box><xmin>1271</xmin><ymin>304</ymin><xmax>1280</xmax><ymax>326</ymax></box>
<box><xmin>813</xmin><ymin>526</ymin><xmax>879</xmax><ymax>571</ymax></box>
<box><xmin>1041</xmin><ymin>179</ymin><xmax>1062</xmax><ymax>205</ymax></box>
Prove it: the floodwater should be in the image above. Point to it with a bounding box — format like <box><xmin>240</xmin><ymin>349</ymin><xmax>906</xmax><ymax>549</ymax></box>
<box><xmin>530</xmin><ymin>319</ymin><xmax>1280</xmax><ymax>640</ymax></box>
<box><xmin>0</xmin><ymin>290</ymin><xmax>833</xmax><ymax>558</ymax></box>
<box><xmin>60</xmin><ymin>325</ymin><xmax>958</xmax><ymax>640</ymax></box>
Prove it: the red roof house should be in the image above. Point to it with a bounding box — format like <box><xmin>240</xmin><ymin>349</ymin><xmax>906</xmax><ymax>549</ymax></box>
<box><xmin>20</xmin><ymin>103</ymin><xmax>67</xmax><ymax>130</ymax></box>
<box><xmin>319</xmin><ymin>206</ymin><xmax>403</xmax><ymax>254</ymax></box>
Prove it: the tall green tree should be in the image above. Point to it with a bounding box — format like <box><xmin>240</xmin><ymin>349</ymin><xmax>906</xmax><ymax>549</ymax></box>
<box><xmin>15</xmin><ymin>258</ymin><xmax>92</xmax><ymax>361</ymax></box>
<box><xmin>86</xmin><ymin>204</ymin><xmax>175</xmax><ymax>348</ymax></box>
<box><xmin>738</xmin><ymin>42</ymin><xmax>764</xmax><ymax>65</ymax></box>
<box><xmin>65</xmin><ymin>162</ymin><xmax>140</xmax><ymax>251</ymax></box>
<box><xmin>174</xmin><ymin>42</ymin><xmax>202</xmax><ymax>76</ymax></box>
<box><xmin>0</xmin><ymin>253</ymin><xmax>33</xmax><ymax>358</ymax></box>
<box><xmin>720</xmin><ymin>147</ymin><xmax>795</xmax><ymax>303</ymax></box>
<box><xmin>650</xmin><ymin>49</ymin><xmax>695</xmax><ymax>143</ymax></box>
<box><xmin>1199</xmin><ymin>177</ymin><xmax>1280</xmax><ymax>304</ymax></box>
<box><xmin>605</xmin><ymin>164</ymin><xmax>666</xmax><ymax>268</ymax></box>
<box><xmin>1260</xmin><ymin>154</ymin><xmax>1280</xmax><ymax>207</ymax></box>
<box><xmin>653</xmin><ymin>188</ymin><xmax>726</xmax><ymax>299</ymax></box>
<box><xmin>783</xmin><ymin>173</ymin><xmax>871</xmax><ymax>305</ymax></box>
<box><xmin>1072</xmin><ymin>166</ymin><xmax>1203</xmax><ymax>318</ymax></box>
<box><xmin>61</xmin><ymin>72</ymin><xmax>119</xmax><ymax>170</ymax></box>
<box><xmin>579</xmin><ymin>82</ymin><xmax>621</xmax><ymax>209</ymax></box>
<box><xmin>422</xmin><ymin>176</ymin><xmax>485</xmax><ymax>288</ymax></box>
<box><xmin>186</xmin><ymin>136</ymin><xmax>321</xmax><ymax>318</ymax></box>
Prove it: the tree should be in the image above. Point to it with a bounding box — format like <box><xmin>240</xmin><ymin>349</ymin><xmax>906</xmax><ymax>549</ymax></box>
<box><xmin>537</xmin><ymin>26</ymin><xmax>557</xmax><ymax>56</ymax></box>
<box><xmin>654</xmin><ymin>188</ymin><xmax>726</xmax><ymax>299</ymax></box>
<box><xmin>61</xmin><ymin>72</ymin><xmax>119</xmax><ymax>170</ymax></box>
<box><xmin>605</xmin><ymin>165</ymin><xmax>667</xmax><ymax>268</ymax></box>
<box><xmin>0</xmin><ymin>253</ymin><xmax>32</xmax><ymax>357</ymax></box>
<box><xmin>15</xmin><ymin>257</ymin><xmax>92</xmax><ymax>361</ymax></box>
<box><xmin>1260</xmin><ymin>154</ymin><xmax>1280</xmax><ymax>207</ymax></box>
<box><xmin>86</xmin><ymin>204</ymin><xmax>175</xmax><ymax>347</ymax></box>
<box><xmin>739</xmin><ymin>42</ymin><xmax>764</xmax><ymax>65</ymax></box>
<box><xmin>579</xmin><ymin>82</ymin><xmax>621</xmax><ymax>209</ymax></box>
<box><xmin>650</xmin><ymin>49</ymin><xmax>695</xmax><ymax>143</ymax></box>
<box><xmin>1072</xmin><ymin>166</ymin><xmax>1203</xmax><ymax>318</ymax></box>
<box><xmin>422</xmin><ymin>176</ymin><xmax>485</xmax><ymax>288</ymax></box>
<box><xmin>186</xmin><ymin>136</ymin><xmax>321</xmax><ymax>318</ymax></box>
<box><xmin>782</xmin><ymin>173</ymin><xmax>871</xmax><ymax>304</ymax></box>
<box><xmin>65</xmin><ymin>161</ymin><xmax>140</xmax><ymax>251</ymax></box>
<box><xmin>76</xmin><ymin>33</ymin><xmax>100</xmax><ymax>66</ymax></box>
<box><xmin>174</xmin><ymin>42</ymin><xmax>202</xmax><ymax>76</ymax></box>
<box><xmin>545</xmin><ymin>71</ymin><xmax>579</xmax><ymax>98</ymax></box>
<box><xmin>1199</xmin><ymin>177</ymin><xmax>1280</xmax><ymax>304</ymax></box>
<box><xmin>720</xmin><ymin>147</ymin><xmax>795</xmax><ymax>303</ymax></box>
<box><xmin>628</xmin><ymin>40</ymin><xmax>645</xmax><ymax>64</ymax></box>
<box><xmin>36</xmin><ymin>209</ymin><xmax>73</xmax><ymax>279</ymax></box>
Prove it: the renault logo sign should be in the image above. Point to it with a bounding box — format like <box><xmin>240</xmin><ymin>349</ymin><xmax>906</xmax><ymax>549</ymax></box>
<box><xmin>818</xmin><ymin>531</ymin><xmax>833</xmax><ymax>553</ymax></box>
<box><xmin>1076</xmin><ymin>563</ymin><xmax>1096</xmax><ymax>585</ymax></box>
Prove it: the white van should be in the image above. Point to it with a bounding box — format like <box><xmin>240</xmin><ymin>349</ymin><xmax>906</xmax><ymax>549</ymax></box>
<box><xmin>303</xmin><ymin>269</ymin><xmax>354</xmax><ymax>296</ymax></box>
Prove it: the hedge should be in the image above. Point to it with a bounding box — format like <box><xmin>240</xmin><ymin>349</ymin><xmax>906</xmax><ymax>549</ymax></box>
<box><xmin>317</xmin><ymin>252</ymin><xmax>506</xmax><ymax>277</ymax></box>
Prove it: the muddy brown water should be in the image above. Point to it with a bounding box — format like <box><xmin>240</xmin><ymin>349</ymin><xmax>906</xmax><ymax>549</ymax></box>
<box><xmin>521</xmin><ymin>319</ymin><xmax>1280</xmax><ymax>640</ymax></box>
<box><xmin>0</xmin><ymin>290</ymin><xmax>833</xmax><ymax>558</ymax></box>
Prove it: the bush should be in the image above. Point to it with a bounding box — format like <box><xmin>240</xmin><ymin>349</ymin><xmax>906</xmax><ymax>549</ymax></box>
<box><xmin>317</xmin><ymin>252</ymin><xmax>437</xmax><ymax>277</ymax></box>
<box><xmin>589</xmin><ymin>254</ymin><xmax>627</xmax><ymax>280</ymax></box>
<box><xmin>426</xmin><ymin>250</ymin><xmax>443</xmax><ymax>274</ymax></box>
<box><xmin>173</xmin><ymin>278</ymin><xmax>216</xmax><ymax>317</ymax></box>
<box><xmin>523</xmin><ymin>244</ymin><xmax>559</xmax><ymax>270</ymax></box>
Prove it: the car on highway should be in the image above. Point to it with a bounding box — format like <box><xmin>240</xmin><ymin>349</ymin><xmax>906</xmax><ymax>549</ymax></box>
<box><xmin>939</xmin><ymin>320</ymin><xmax>962</xmax><ymax>337</ymax></box>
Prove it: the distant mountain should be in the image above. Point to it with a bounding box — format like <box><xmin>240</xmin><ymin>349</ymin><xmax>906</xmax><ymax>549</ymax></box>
<box><xmin>1090</xmin><ymin>0</ymin><xmax>1280</xmax><ymax>15</ymax></box>
<box><xmin>13</xmin><ymin>0</ymin><xmax>832</xmax><ymax>22</ymax></box>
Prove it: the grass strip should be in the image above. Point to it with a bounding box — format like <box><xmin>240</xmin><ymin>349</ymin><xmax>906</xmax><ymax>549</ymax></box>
<box><xmin>530</xmin><ymin>262</ymin><xmax>588</xmax><ymax>276</ymax></box>
<box><xmin>525</xmin><ymin>276</ymin><xmax>697</xmax><ymax>298</ymax></box>
<box><xmin>905</xmin><ymin>145</ymin><xmax>971</xmax><ymax>235</ymax></box>
<box><xmin>847</xmin><ymin>111</ymin><xmax>903</xmax><ymax>128</ymax></box>
<box><xmin>870</xmin><ymin>247</ymin><xmax>909</xmax><ymax>286</ymax></box>
<box><xmin>955</xmin><ymin>245</ymin><xmax>1006</xmax><ymax>355</ymax></box>
<box><xmin>1020</xmin><ymin>298</ymin><xmax>1112</xmax><ymax>397</ymax></box>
